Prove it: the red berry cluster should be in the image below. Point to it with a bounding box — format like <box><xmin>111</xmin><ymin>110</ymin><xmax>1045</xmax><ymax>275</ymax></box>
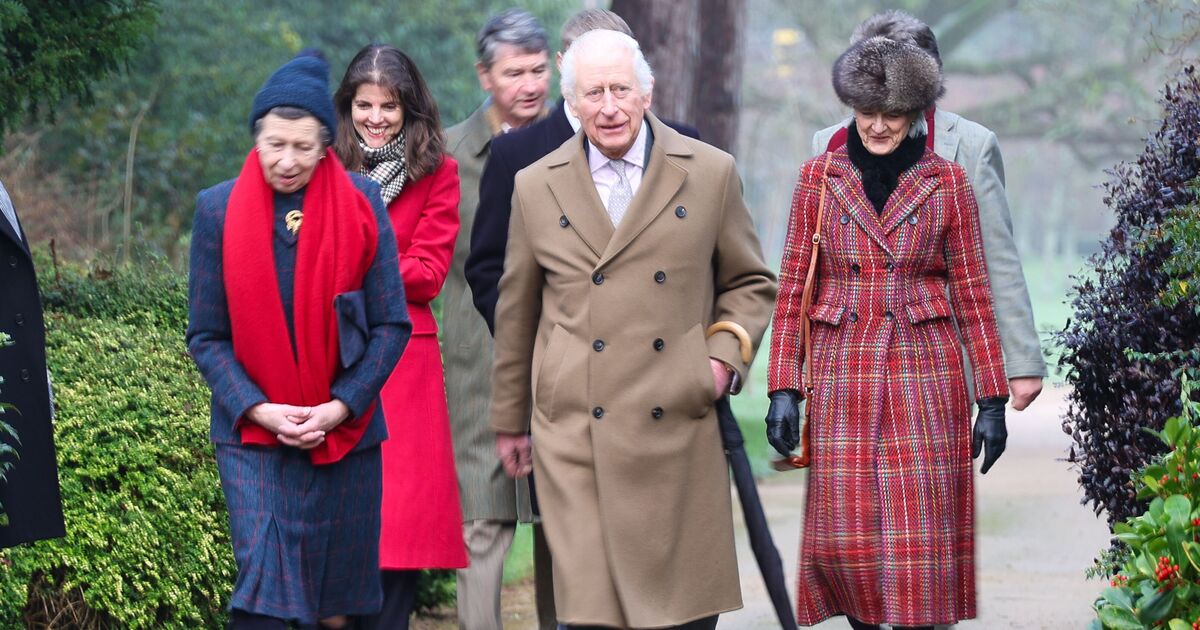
<box><xmin>1110</xmin><ymin>573</ymin><xmax>1129</xmax><ymax>587</ymax></box>
<box><xmin>1156</xmin><ymin>556</ymin><xmax>1184</xmax><ymax>592</ymax></box>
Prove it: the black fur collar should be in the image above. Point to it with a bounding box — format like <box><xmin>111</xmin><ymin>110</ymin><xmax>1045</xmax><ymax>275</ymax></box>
<box><xmin>846</xmin><ymin>124</ymin><xmax>926</xmax><ymax>215</ymax></box>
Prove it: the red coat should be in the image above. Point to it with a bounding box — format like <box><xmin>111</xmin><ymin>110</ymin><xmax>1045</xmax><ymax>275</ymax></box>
<box><xmin>378</xmin><ymin>156</ymin><xmax>467</xmax><ymax>569</ymax></box>
<box><xmin>768</xmin><ymin>147</ymin><xmax>1007</xmax><ymax>626</ymax></box>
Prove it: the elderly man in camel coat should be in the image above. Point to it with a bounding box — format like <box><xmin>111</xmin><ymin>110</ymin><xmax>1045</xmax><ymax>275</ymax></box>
<box><xmin>489</xmin><ymin>29</ymin><xmax>776</xmax><ymax>629</ymax></box>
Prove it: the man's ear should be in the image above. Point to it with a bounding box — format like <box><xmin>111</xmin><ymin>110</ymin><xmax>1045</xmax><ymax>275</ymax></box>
<box><xmin>555</xmin><ymin>51</ymin><xmax>564</xmax><ymax>71</ymax></box>
<box><xmin>643</xmin><ymin>78</ymin><xmax>654</xmax><ymax>111</ymax></box>
<box><xmin>475</xmin><ymin>62</ymin><xmax>492</xmax><ymax>93</ymax></box>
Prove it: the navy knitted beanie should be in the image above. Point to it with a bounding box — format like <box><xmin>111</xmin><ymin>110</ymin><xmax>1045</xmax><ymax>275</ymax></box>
<box><xmin>249</xmin><ymin>48</ymin><xmax>337</xmax><ymax>137</ymax></box>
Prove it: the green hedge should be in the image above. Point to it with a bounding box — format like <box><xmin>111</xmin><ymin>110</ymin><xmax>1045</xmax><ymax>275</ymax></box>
<box><xmin>0</xmin><ymin>258</ymin><xmax>233</xmax><ymax>628</ymax></box>
<box><xmin>0</xmin><ymin>257</ymin><xmax>456</xmax><ymax>627</ymax></box>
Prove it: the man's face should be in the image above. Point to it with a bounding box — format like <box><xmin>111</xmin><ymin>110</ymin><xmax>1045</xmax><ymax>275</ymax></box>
<box><xmin>477</xmin><ymin>43</ymin><xmax>550</xmax><ymax>129</ymax></box>
<box><xmin>567</xmin><ymin>46</ymin><xmax>651</xmax><ymax>161</ymax></box>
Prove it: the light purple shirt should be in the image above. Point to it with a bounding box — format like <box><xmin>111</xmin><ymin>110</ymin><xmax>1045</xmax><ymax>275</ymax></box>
<box><xmin>586</xmin><ymin>119</ymin><xmax>649</xmax><ymax>215</ymax></box>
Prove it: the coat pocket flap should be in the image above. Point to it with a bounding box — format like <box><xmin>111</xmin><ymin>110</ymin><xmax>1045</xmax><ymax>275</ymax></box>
<box><xmin>334</xmin><ymin>290</ymin><xmax>369</xmax><ymax>369</ymax></box>
<box><xmin>904</xmin><ymin>297</ymin><xmax>953</xmax><ymax>324</ymax></box>
<box><xmin>808</xmin><ymin>302</ymin><xmax>846</xmax><ymax>325</ymax></box>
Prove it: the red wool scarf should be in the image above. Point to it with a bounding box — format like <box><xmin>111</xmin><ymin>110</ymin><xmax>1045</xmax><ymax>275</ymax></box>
<box><xmin>223</xmin><ymin>148</ymin><xmax>379</xmax><ymax>465</ymax></box>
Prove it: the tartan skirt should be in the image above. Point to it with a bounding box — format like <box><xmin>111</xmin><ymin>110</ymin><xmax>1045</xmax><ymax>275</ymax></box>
<box><xmin>216</xmin><ymin>443</ymin><xmax>384</xmax><ymax>624</ymax></box>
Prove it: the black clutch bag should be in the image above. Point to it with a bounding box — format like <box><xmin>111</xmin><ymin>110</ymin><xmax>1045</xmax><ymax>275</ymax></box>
<box><xmin>334</xmin><ymin>290</ymin><xmax>368</xmax><ymax>369</ymax></box>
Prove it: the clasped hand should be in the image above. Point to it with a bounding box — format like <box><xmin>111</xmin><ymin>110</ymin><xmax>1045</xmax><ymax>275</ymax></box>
<box><xmin>247</xmin><ymin>401</ymin><xmax>352</xmax><ymax>450</ymax></box>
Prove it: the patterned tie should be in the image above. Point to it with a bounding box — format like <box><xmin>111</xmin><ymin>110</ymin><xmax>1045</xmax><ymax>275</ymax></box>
<box><xmin>607</xmin><ymin>159</ymin><xmax>632</xmax><ymax>226</ymax></box>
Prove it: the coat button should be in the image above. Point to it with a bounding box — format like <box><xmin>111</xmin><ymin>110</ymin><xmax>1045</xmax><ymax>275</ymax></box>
<box><xmin>654</xmin><ymin>271</ymin><xmax>666</xmax><ymax>283</ymax></box>
<box><xmin>653</xmin><ymin>338</ymin><xmax>665</xmax><ymax>351</ymax></box>
<box><xmin>908</xmin><ymin>214</ymin><xmax>919</xmax><ymax>225</ymax></box>
<box><xmin>592</xmin><ymin>272</ymin><xmax>604</xmax><ymax>285</ymax></box>
<box><xmin>885</xmin><ymin>262</ymin><xmax>895</xmax><ymax>272</ymax></box>
<box><xmin>593</xmin><ymin>339</ymin><xmax>605</xmax><ymax>352</ymax></box>
<box><xmin>847</xmin><ymin>312</ymin><xmax>859</xmax><ymax>323</ymax></box>
<box><xmin>14</xmin><ymin>313</ymin><xmax>24</xmax><ymax>326</ymax></box>
<box><xmin>675</xmin><ymin>206</ymin><xmax>687</xmax><ymax>218</ymax></box>
<box><xmin>7</xmin><ymin>256</ymin><xmax>16</xmax><ymax>268</ymax></box>
<box><xmin>884</xmin><ymin>311</ymin><xmax>895</xmax><ymax>320</ymax></box>
<box><xmin>850</xmin><ymin>263</ymin><xmax>861</xmax><ymax>274</ymax></box>
<box><xmin>559</xmin><ymin>215</ymin><xmax>570</xmax><ymax>228</ymax></box>
<box><xmin>592</xmin><ymin>406</ymin><xmax>605</xmax><ymax>419</ymax></box>
<box><xmin>839</xmin><ymin>214</ymin><xmax>850</xmax><ymax>225</ymax></box>
<box><xmin>651</xmin><ymin>407</ymin><xmax>664</xmax><ymax>419</ymax></box>
<box><xmin>20</xmin><ymin>369</ymin><xmax>30</xmax><ymax>382</ymax></box>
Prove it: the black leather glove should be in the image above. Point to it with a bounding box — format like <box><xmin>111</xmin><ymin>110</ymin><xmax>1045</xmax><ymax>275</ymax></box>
<box><xmin>765</xmin><ymin>389</ymin><xmax>801</xmax><ymax>458</ymax></box>
<box><xmin>971</xmin><ymin>397</ymin><xmax>1008</xmax><ymax>474</ymax></box>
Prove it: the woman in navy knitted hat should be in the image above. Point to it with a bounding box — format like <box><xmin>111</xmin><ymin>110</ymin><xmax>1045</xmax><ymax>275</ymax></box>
<box><xmin>186</xmin><ymin>50</ymin><xmax>412</xmax><ymax>629</ymax></box>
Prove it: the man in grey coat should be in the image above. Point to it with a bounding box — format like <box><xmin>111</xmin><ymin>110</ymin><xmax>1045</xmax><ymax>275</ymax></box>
<box><xmin>443</xmin><ymin>8</ymin><xmax>552</xmax><ymax>630</ymax></box>
<box><xmin>812</xmin><ymin>10</ymin><xmax>1046</xmax><ymax>410</ymax></box>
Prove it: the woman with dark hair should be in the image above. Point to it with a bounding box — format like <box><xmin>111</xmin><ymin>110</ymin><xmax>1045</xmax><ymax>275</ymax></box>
<box><xmin>333</xmin><ymin>44</ymin><xmax>464</xmax><ymax>629</ymax></box>
<box><xmin>765</xmin><ymin>36</ymin><xmax>1009</xmax><ymax>630</ymax></box>
<box><xmin>187</xmin><ymin>50</ymin><xmax>410</xmax><ymax>629</ymax></box>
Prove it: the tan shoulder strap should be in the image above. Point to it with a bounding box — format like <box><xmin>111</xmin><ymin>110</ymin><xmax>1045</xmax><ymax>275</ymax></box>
<box><xmin>799</xmin><ymin>153</ymin><xmax>833</xmax><ymax>396</ymax></box>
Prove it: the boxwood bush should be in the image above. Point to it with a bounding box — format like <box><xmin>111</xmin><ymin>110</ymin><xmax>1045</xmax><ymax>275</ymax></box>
<box><xmin>0</xmin><ymin>257</ymin><xmax>234</xmax><ymax>628</ymax></box>
<box><xmin>0</xmin><ymin>256</ymin><xmax>457</xmax><ymax>627</ymax></box>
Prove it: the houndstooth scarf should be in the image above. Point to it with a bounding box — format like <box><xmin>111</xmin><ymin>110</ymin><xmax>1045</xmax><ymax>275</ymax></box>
<box><xmin>359</xmin><ymin>130</ymin><xmax>408</xmax><ymax>205</ymax></box>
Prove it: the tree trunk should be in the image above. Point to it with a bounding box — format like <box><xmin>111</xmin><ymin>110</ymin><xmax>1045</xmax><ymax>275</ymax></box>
<box><xmin>610</xmin><ymin>0</ymin><xmax>699</xmax><ymax>126</ymax></box>
<box><xmin>693</xmin><ymin>0</ymin><xmax>745</xmax><ymax>153</ymax></box>
<box><xmin>610</xmin><ymin>0</ymin><xmax>746</xmax><ymax>156</ymax></box>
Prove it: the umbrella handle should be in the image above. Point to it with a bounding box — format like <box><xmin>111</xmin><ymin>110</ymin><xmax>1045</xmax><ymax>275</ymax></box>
<box><xmin>706</xmin><ymin>321</ymin><xmax>753</xmax><ymax>364</ymax></box>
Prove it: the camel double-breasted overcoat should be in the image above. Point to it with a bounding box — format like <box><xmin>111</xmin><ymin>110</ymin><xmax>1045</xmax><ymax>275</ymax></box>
<box><xmin>489</xmin><ymin>114</ymin><xmax>777</xmax><ymax>628</ymax></box>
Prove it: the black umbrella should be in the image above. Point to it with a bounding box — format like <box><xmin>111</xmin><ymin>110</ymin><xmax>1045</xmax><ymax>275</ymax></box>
<box><xmin>716</xmin><ymin>395</ymin><xmax>799</xmax><ymax>630</ymax></box>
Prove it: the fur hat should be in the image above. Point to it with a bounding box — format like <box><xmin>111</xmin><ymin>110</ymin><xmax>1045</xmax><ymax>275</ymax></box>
<box><xmin>831</xmin><ymin>36</ymin><xmax>944</xmax><ymax>113</ymax></box>
<box><xmin>249</xmin><ymin>49</ymin><xmax>336</xmax><ymax>137</ymax></box>
<box><xmin>850</xmin><ymin>10</ymin><xmax>942</xmax><ymax>68</ymax></box>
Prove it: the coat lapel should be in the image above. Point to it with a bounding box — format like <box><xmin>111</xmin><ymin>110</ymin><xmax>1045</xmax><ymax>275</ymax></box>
<box><xmin>825</xmin><ymin>152</ymin><xmax>895</xmax><ymax>258</ymax></box>
<box><xmin>881</xmin><ymin>154</ymin><xmax>942</xmax><ymax>236</ymax></box>
<box><xmin>933</xmin><ymin>110</ymin><xmax>960</xmax><ymax>164</ymax></box>
<box><xmin>0</xmin><ymin>185</ymin><xmax>29</xmax><ymax>257</ymax></box>
<box><xmin>545</xmin><ymin>135</ymin><xmax>613</xmax><ymax>258</ymax></box>
<box><xmin>598</xmin><ymin>114</ymin><xmax>688</xmax><ymax>268</ymax></box>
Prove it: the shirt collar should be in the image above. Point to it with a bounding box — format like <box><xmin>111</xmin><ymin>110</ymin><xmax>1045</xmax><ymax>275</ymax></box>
<box><xmin>587</xmin><ymin>117</ymin><xmax>649</xmax><ymax>175</ymax></box>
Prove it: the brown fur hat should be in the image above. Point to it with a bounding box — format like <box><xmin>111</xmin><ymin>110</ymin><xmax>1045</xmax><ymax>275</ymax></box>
<box><xmin>850</xmin><ymin>10</ymin><xmax>942</xmax><ymax>68</ymax></box>
<box><xmin>831</xmin><ymin>35</ymin><xmax>944</xmax><ymax>113</ymax></box>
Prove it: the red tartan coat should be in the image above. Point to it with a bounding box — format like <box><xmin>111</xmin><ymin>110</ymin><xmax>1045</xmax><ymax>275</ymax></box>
<box><xmin>377</xmin><ymin>156</ymin><xmax>467</xmax><ymax>569</ymax></box>
<box><xmin>767</xmin><ymin>147</ymin><xmax>1008</xmax><ymax>626</ymax></box>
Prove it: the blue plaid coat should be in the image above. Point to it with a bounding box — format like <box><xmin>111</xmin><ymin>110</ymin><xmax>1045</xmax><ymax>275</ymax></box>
<box><xmin>186</xmin><ymin>172</ymin><xmax>410</xmax><ymax>623</ymax></box>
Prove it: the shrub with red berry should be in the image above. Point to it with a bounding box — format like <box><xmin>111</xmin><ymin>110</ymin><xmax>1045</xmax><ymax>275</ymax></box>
<box><xmin>1092</xmin><ymin>377</ymin><xmax>1200</xmax><ymax>629</ymax></box>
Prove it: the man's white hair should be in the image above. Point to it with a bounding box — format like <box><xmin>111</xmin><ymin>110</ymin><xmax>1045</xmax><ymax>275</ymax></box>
<box><xmin>560</xmin><ymin>29</ymin><xmax>653</xmax><ymax>104</ymax></box>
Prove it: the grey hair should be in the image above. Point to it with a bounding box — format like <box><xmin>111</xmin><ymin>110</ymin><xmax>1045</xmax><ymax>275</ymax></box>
<box><xmin>560</xmin><ymin>9</ymin><xmax>632</xmax><ymax>51</ymax></box>
<box><xmin>909</xmin><ymin>113</ymin><xmax>928</xmax><ymax>138</ymax></box>
<box><xmin>851</xmin><ymin>10</ymin><xmax>941</xmax><ymax>68</ymax></box>
<box><xmin>253</xmin><ymin>106</ymin><xmax>333</xmax><ymax>147</ymax></box>
<box><xmin>560</xmin><ymin>29</ymin><xmax>653</xmax><ymax>105</ymax></box>
<box><xmin>476</xmin><ymin>8</ymin><xmax>549</xmax><ymax>69</ymax></box>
